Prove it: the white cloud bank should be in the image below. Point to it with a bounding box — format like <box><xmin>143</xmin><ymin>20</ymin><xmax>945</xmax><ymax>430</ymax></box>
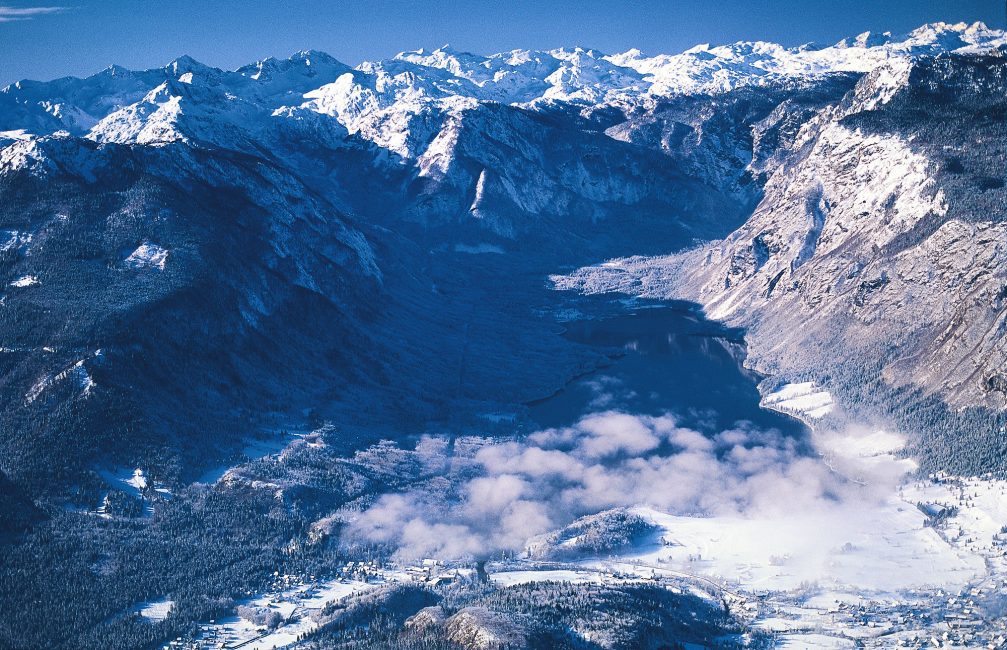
<box><xmin>346</xmin><ymin>410</ymin><xmax>896</xmax><ymax>562</ymax></box>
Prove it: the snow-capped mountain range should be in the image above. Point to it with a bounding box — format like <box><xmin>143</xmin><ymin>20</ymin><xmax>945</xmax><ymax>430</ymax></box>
<box><xmin>1</xmin><ymin>21</ymin><xmax>1002</xmax><ymax>159</ymax></box>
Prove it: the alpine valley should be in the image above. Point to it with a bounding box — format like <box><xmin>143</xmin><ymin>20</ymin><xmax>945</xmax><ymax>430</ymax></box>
<box><xmin>2</xmin><ymin>20</ymin><xmax>1007</xmax><ymax>650</ymax></box>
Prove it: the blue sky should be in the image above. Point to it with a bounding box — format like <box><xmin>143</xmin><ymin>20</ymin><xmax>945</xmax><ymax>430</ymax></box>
<box><xmin>0</xmin><ymin>0</ymin><xmax>1002</xmax><ymax>85</ymax></box>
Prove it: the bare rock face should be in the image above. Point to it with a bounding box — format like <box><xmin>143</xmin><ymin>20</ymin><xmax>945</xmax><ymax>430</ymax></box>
<box><xmin>443</xmin><ymin>607</ymin><xmax>527</xmax><ymax>650</ymax></box>
<box><xmin>559</xmin><ymin>51</ymin><xmax>1007</xmax><ymax>411</ymax></box>
<box><xmin>403</xmin><ymin>604</ymin><xmax>526</xmax><ymax>649</ymax></box>
<box><xmin>404</xmin><ymin>605</ymin><xmax>447</xmax><ymax>632</ymax></box>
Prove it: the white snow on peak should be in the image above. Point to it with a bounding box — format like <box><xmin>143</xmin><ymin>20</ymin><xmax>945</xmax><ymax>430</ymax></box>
<box><xmin>610</xmin><ymin>21</ymin><xmax>1004</xmax><ymax>95</ymax></box>
<box><xmin>89</xmin><ymin>82</ymin><xmax>187</xmax><ymax>145</ymax></box>
<box><xmin>0</xmin><ymin>129</ymin><xmax>32</xmax><ymax>143</ymax></box>
<box><xmin>0</xmin><ymin>21</ymin><xmax>1001</xmax><ymax>163</ymax></box>
<box><xmin>0</xmin><ymin>138</ymin><xmax>54</xmax><ymax>174</ymax></box>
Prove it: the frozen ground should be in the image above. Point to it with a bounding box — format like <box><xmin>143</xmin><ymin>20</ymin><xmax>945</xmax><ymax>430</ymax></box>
<box><xmin>615</xmin><ymin>501</ymin><xmax>982</xmax><ymax>593</ymax></box>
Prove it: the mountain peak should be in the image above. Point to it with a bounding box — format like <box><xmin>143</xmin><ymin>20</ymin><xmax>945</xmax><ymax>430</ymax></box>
<box><xmin>95</xmin><ymin>64</ymin><xmax>132</xmax><ymax>78</ymax></box>
<box><xmin>552</xmin><ymin>46</ymin><xmax>606</xmax><ymax>58</ymax></box>
<box><xmin>289</xmin><ymin>49</ymin><xmax>340</xmax><ymax>65</ymax></box>
<box><xmin>166</xmin><ymin>55</ymin><xmax>212</xmax><ymax>76</ymax></box>
<box><xmin>905</xmin><ymin>20</ymin><xmax>996</xmax><ymax>43</ymax></box>
<box><xmin>835</xmin><ymin>30</ymin><xmax>894</xmax><ymax>49</ymax></box>
<box><xmin>911</xmin><ymin>20</ymin><xmax>981</xmax><ymax>34</ymax></box>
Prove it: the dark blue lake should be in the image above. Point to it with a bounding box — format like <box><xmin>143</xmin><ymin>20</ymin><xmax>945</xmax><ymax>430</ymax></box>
<box><xmin>529</xmin><ymin>300</ymin><xmax>807</xmax><ymax>438</ymax></box>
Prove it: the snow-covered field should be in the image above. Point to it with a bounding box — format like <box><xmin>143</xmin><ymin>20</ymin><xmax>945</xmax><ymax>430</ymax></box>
<box><xmin>903</xmin><ymin>474</ymin><xmax>1007</xmax><ymax>583</ymax></box>
<box><xmin>762</xmin><ymin>382</ymin><xmax>835</xmax><ymax>419</ymax></box>
<box><xmin>186</xmin><ymin>568</ymin><xmax>425</xmax><ymax>650</ymax></box>
<box><xmin>615</xmin><ymin>502</ymin><xmax>982</xmax><ymax>593</ymax></box>
<box><xmin>491</xmin><ymin>569</ymin><xmax>608</xmax><ymax>588</ymax></box>
<box><xmin>135</xmin><ymin>598</ymin><xmax>174</xmax><ymax>622</ymax></box>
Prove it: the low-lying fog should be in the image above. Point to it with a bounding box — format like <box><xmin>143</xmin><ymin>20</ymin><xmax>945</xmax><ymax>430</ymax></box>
<box><xmin>343</xmin><ymin>304</ymin><xmax>982</xmax><ymax>593</ymax></box>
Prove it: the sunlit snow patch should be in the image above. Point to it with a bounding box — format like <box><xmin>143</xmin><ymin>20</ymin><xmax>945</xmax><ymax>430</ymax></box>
<box><xmin>762</xmin><ymin>382</ymin><xmax>834</xmax><ymax>418</ymax></box>
<box><xmin>100</xmin><ymin>467</ymin><xmax>169</xmax><ymax>500</ymax></box>
<box><xmin>125</xmin><ymin>242</ymin><xmax>168</xmax><ymax>269</ymax></box>
<box><xmin>1</xmin><ymin>230</ymin><xmax>31</xmax><ymax>253</ymax></box>
<box><xmin>9</xmin><ymin>275</ymin><xmax>39</xmax><ymax>288</ymax></box>
<box><xmin>134</xmin><ymin>598</ymin><xmax>174</xmax><ymax>622</ymax></box>
<box><xmin>0</xmin><ymin>130</ymin><xmax>31</xmax><ymax>147</ymax></box>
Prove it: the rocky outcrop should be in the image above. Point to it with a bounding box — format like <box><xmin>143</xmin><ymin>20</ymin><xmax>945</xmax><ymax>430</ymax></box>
<box><xmin>443</xmin><ymin>607</ymin><xmax>527</xmax><ymax>650</ymax></box>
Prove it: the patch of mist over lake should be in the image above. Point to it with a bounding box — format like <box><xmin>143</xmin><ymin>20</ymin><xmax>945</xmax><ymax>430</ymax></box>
<box><xmin>530</xmin><ymin>299</ymin><xmax>806</xmax><ymax>438</ymax></box>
